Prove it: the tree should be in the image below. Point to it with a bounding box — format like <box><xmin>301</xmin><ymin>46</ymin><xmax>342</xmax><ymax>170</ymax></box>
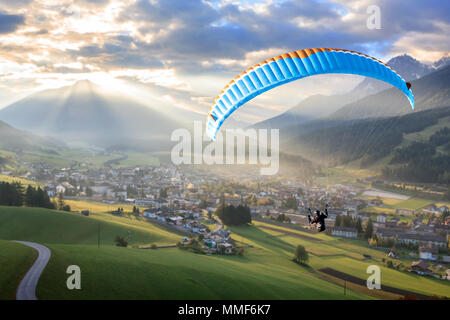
<box><xmin>25</xmin><ymin>185</ymin><xmax>34</xmax><ymax>207</ymax></box>
<box><xmin>85</xmin><ymin>186</ymin><xmax>93</xmax><ymax>197</ymax></box>
<box><xmin>199</xmin><ymin>199</ymin><xmax>208</xmax><ymax>209</ymax></box>
<box><xmin>0</xmin><ymin>182</ymin><xmax>24</xmax><ymax>206</ymax></box>
<box><xmin>369</xmin><ymin>237</ymin><xmax>377</xmax><ymax>247</ymax></box>
<box><xmin>58</xmin><ymin>193</ymin><xmax>65</xmax><ymax>210</ymax></box>
<box><xmin>445</xmin><ymin>187</ymin><xmax>450</xmax><ymax>201</ymax></box>
<box><xmin>355</xmin><ymin>217</ymin><xmax>363</xmax><ymax>235</ymax></box>
<box><xmin>365</xmin><ymin>219</ymin><xmax>374</xmax><ymax>239</ymax></box>
<box><xmin>160</xmin><ymin>188</ymin><xmax>168</xmax><ymax>199</ymax></box>
<box><xmin>294</xmin><ymin>245</ymin><xmax>309</xmax><ymax>265</ymax></box>
<box><xmin>440</xmin><ymin>209</ymin><xmax>450</xmax><ymax>223</ymax></box>
<box><xmin>216</xmin><ymin>204</ymin><xmax>251</xmax><ymax>226</ymax></box>
<box><xmin>335</xmin><ymin>215</ymin><xmax>342</xmax><ymax>227</ymax></box>
<box><xmin>283</xmin><ymin>196</ymin><xmax>298</xmax><ymax>209</ymax></box>
<box><xmin>114</xmin><ymin>236</ymin><xmax>128</xmax><ymax>247</ymax></box>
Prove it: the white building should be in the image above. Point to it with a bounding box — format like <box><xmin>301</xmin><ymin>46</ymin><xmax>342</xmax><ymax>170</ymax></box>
<box><xmin>419</xmin><ymin>244</ymin><xmax>439</xmax><ymax>261</ymax></box>
<box><xmin>331</xmin><ymin>227</ymin><xmax>358</xmax><ymax>239</ymax></box>
<box><xmin>377</xmin><ymin>214</ymin><xmax>387</xmax><ymax>223</ymax></box>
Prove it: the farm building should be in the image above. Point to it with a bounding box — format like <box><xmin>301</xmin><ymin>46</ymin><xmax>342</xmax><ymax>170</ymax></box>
<box><xmin>331</xmin><ymin>227</ymin><xmax>357</xmax><ymax>239</ymax></box>
<box><xmin>419</xmin><ymin>244</ymin><xmax>439</xmax><ymax>261</ymax></box>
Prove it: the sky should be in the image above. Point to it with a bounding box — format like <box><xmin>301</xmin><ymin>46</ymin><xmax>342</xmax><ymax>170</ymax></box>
<box><xmin>0</xmin><ymin>0</ymin><xmax>449</xmax><ymax>124</ymax></box>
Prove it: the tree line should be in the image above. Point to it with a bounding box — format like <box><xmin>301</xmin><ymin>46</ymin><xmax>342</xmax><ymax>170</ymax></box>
<box><xmin>334</xmin><ymin>214</ymin><xmax>373</xmax><ymax>239</ymax></box>
<box><xmin>382</xmin><ymin>126</ymin><xmax>450</xmax><ymax>184</ymax></box>
<box><xmin>296</xmin><ymin>106</ymin><xmax>450</xmax><ymax>173</ymax></box>
<box><xmin>216</xmin><ymin>204</ymin><xmax>252</xmax><ymax>226</ymax></box>
<box><xmin>0</xmin><ymin>181</ymin><xmax>54</xmax><ymax>209</ymax></box>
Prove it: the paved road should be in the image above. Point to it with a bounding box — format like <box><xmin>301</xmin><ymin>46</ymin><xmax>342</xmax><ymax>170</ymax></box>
<box><xmin>13</xmin><ymin>241</ymin><xmax>51</xmax><ymax>300</ymax></box>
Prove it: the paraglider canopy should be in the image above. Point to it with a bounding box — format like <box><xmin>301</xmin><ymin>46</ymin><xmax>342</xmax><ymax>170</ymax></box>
<box><xmin>206</xmin><ymin>48</ymin><xmax>414</xmax><ymax>141</ymax></box>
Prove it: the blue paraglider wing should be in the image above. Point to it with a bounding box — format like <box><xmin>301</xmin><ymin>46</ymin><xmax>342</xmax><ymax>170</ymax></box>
<box><xmin>206</xmin><ymin>48</ymin><xmax>414</xmax><ymax>140</ymax></box>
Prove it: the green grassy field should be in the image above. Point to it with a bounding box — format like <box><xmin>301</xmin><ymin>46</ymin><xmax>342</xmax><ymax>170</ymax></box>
<box><xmin>37</xmin><ymin>244</ymin><xmax>366</xmax><ymax>300</ymax></box>
<box><xmin>0</xmin><ymin>240</ymin><xmax>37</xmax><ymax>300</ymax></box>
<box><xmin>2</xmin><ymin>206</ymin><xmax>449</xmax><ymax>299</ymax></box>
<box><xmin>242</xmin><ymin>222</ymin><xmax>450</xmax><ymax>298</ymax></box>
<box><xmin>0</xmin><ymin>174</ymin><xmax>39</xmax><ymax>187</ymax></box>
<box><xmin>111</xmin><ymin>152</ymin><xmax>160</xmax><ymax>168</ymax></box>
<box><xmin>0</xmin><ymin>206</ymin><xmax>179</xmax><ymax>246</ymax></box>
<box><xmin>1</xmin><ymin>147</ymin><xmax>161</xmax><ymax>170</ymax></box>
<box><xmin>0</xmin><ymin>206</ymin><xmax>369</xmax><ymax>300</ymax></box>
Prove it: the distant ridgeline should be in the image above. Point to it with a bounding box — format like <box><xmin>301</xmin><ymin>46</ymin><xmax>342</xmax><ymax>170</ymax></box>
<box><xmin>284</xmin><ymin>106</ymin><xmax>450</xmax><ymax>184</ymax></box>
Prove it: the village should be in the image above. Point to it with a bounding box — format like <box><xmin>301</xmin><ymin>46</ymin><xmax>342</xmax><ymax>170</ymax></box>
<box><xmin>4</xmin><ymin>160</ymin><xmax>450</xmax><ymax>278</ymax></box>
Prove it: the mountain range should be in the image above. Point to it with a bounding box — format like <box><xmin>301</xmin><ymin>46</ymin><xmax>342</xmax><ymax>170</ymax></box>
<box><xmin>0</xmin><ymin>119</ymin><xmax>63</xmax><ymax>151</ymax></box>
<box><xmin>0</xmin><ymin>53</ymin><xmax>449</xmax><ymax>158</ymax></box>
<box><xmin>254</xmin><ymin>54</ymin><xmax>450</xmax><ymax>129</ymax></box>
<box><xmin>0</xmin><ymin>80</ymin><xmax>197</xmax><ymax>149</ymax></box>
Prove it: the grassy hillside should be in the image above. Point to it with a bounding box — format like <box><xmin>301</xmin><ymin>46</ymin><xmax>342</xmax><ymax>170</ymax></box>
<box><xmin>0</xmin><ymin>120</ymin><xmax>63</xmax><ymax>152</ymax></box>
<box><xmin>38</xmin><ymin>244</ymin><xmax>366</xmax><ymax>300</ymax></box>
<box><xmin>243</xmin><ymin>222</ymin><xmax>450</xmax><ymax>298</ymax></box>
<box><xmin>2</xmin><ymin>206</ymin><xmax>448</xmax><ymax>299</ymax></box>
<box><xmin>0</xmin><ymin>206</ymin><xmax>369</xmax><ymax>300</ymax></box>
<box><xmin>0</xmin><ymin>206</ymin><xmax>179</xmax><ymax>246</ymax></box>
<box><xmin>0</xmin><ymin>240</ymin><xmax>37</xmax><ymax>300</ymax></box>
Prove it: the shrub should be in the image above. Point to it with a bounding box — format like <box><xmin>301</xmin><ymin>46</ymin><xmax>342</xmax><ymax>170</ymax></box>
<box><xmin>114</xmin><ymin>235</ymin><xmax>128</xmax><ymax>247</ymax></box>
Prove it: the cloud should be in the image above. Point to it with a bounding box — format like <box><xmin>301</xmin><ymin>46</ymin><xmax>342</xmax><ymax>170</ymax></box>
<box><xmin>0</xmin><ymin>12</ymin><xmax>25</xmax><ymax>33</ymax></box>
<box><xmin>0</xmin><ymin>0</ymin><xmax>449</xmax><ymax>122</ymax></box>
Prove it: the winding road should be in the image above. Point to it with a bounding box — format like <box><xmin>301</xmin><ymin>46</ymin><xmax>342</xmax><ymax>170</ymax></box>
<box><xmin>13</xmin><ymin>241</ymin><xmax>51</xmax><ymax>300</ymax></box>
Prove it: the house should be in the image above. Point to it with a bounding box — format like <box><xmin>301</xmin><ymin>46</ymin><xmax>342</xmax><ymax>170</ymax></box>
<box><xmin>385</xmin><ymin>217</ymin><xmax>400</xmax><ymax>228</ymax></box>
<box><xmin>377</xmin><ymin>228</ymin><xmax>447</xmax><ymax>248</ymax></box>
<box><xmin>331</xmin><ymin>227</ymin><xmax>358</xmax><ymax>239</ymax></box>
<box><xmin>169</xmin><ymin>216</ymin><xmax>184</xmax><ymax>226</ymax></box>
<box><xmin>411</xmin><ymin>260</ymin><xmax>430</xmax><ymax>275</ymax></box>
<box><xmin>388</xmin><ymin>249</ymin><xmax>397</xmax><ymax>258</ymax></box>
<box><xmin>217</xmin><ymin>242</ymin><xmax>233</xmax><ymax>254</ymax></box>
<box><xmin>204</xmin><ymin>238</ymin><xmax>216</xmax><ymax>248</ymax></box>
<box><xmin>56</xmin><ymin>184</ymin><xmax>66</xmax><ymax>194</ymax></box>
<box><xmin>157</xmin><ymin>215</ymin><xmax>167</xmax><ymax>222</ymax></box>
<box><xmin>377</xmin><ymin>214</ymin><xmax>387</xmax><ymax>224</ymax></box>
<box><xmin>397</xmin><ymin>233</ymin><xmax>447</xmax><ymax>248</ymax></box>
<box><xmin>419</xmin><ymin>244</ymin><xmax>439</xmax><ymax>261</ymax></box>
<box><xmin>143</xmin><ymin>210</ymin><xmax>157</xmax><ymax>219</ymax></box>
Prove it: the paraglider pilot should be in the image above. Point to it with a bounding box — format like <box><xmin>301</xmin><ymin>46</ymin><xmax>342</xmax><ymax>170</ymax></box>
<box><xmin>308</xmin><ymin>204</ymin><xmax>328</xmax><ymax>232</ymax></box>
